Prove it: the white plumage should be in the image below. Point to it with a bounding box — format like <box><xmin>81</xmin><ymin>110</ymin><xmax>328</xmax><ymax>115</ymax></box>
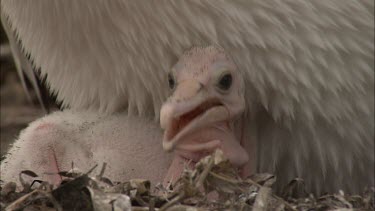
<box><xmin>1</xmin><ymin>111</ymin><xmax>172</xmax><ymax>185</ymax></box>
<box><xmin>1</xmin><ymin>0</ymin><xmax>373</xmax><ymax>194</ymax></box>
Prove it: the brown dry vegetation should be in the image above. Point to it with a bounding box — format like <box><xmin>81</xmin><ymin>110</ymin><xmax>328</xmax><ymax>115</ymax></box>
<box><xmin>1</xmin><ymin>151</ymin><xmax>373</xmax><ymax>211</ymax></box>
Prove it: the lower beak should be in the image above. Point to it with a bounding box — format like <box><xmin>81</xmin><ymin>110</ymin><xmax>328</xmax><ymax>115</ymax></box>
<box><xmin>163</xmin><ymin>105</ymin><xmax>229</xmax><ymax>151</ymax></box>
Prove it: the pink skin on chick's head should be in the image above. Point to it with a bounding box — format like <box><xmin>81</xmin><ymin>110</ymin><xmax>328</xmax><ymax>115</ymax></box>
<box><xmin>160</xmin><ymin>46</ymin><xmax>250</xmax><ymax>185</ymax></box>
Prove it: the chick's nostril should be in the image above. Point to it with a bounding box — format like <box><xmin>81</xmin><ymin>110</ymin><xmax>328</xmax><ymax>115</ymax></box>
<box><xmin>173</xmin><ymin>80</ymin><xmax>202</xmax><ymax>100</ymax></box>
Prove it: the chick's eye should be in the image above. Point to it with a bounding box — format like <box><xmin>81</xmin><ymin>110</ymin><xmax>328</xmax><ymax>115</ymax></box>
<box><xmin>218</xmin><ymin>73</ymin><xmax>232</xmax><ymax>91</ymax></box>
<box><xmin>168</xmin><ymin>73</ymin><xmax>175</xmax><ymax>90</ymax></box>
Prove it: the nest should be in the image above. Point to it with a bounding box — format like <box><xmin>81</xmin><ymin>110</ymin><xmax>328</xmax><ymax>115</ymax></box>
<box><xmin>1</xmin><ymin>150</ymin><xmax>373</xmax><ymax>211</ymax></box>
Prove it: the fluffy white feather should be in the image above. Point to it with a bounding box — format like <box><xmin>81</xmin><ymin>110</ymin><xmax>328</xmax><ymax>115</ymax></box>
<box><xmin>1</xmin><ymin>111</ymin><xmax>172</xmax><ymax>186</ymax></box>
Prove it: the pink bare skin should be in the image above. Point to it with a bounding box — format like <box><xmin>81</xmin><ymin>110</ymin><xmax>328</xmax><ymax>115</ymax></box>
<box><xmin>160</xmin><ymin>46</ymin><xmax>255</xmax><ymax>186</ymax></box>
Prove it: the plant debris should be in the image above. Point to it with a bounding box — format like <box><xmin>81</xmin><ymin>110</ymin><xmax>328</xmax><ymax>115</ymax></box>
<box><xmin>1</xmin><ymin>150</ymin><xmax>373</xmax><ymax>211</ymax></box>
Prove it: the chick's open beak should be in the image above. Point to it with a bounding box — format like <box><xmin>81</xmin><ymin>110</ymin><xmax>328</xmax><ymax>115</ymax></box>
<box><xmin>160</xmin><ymin>80</ymin><xmax>229</xmax><ymax>152</ymax></box>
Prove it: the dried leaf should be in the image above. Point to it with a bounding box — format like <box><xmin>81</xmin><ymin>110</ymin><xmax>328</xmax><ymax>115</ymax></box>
<box><xmin>20</xmin><ymin>170</ymin><xmax>38</xmax><ymax>178</ymax></box>
<box><xmin>19</xmin><ymin>170</ymin><xmax>39</xmax><ymax>192</ymax></box>
<box><xmin>281</xmin><ymin>178</ymin><xmax>307</xmax><ymax>199</ymax></box>
<box><xmin>252</xmin><ymin>186</ymin><xmax>271</xmax><ymax>211</ymax></box>
<box><xmin>87</xmin><ymin>187</ymin><xmax>131</xmax><ymax>211</ymax></box>
<box><xmin>248</xmin><ymin>173</ymin><xmax>275</xmax><ymax>187</ymax></box>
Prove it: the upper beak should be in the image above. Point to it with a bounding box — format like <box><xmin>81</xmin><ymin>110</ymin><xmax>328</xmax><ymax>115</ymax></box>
<box><xmin>160</xmin><ymin>80</ymin><xmax>204</xmax><ymax>130</ymax></box>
